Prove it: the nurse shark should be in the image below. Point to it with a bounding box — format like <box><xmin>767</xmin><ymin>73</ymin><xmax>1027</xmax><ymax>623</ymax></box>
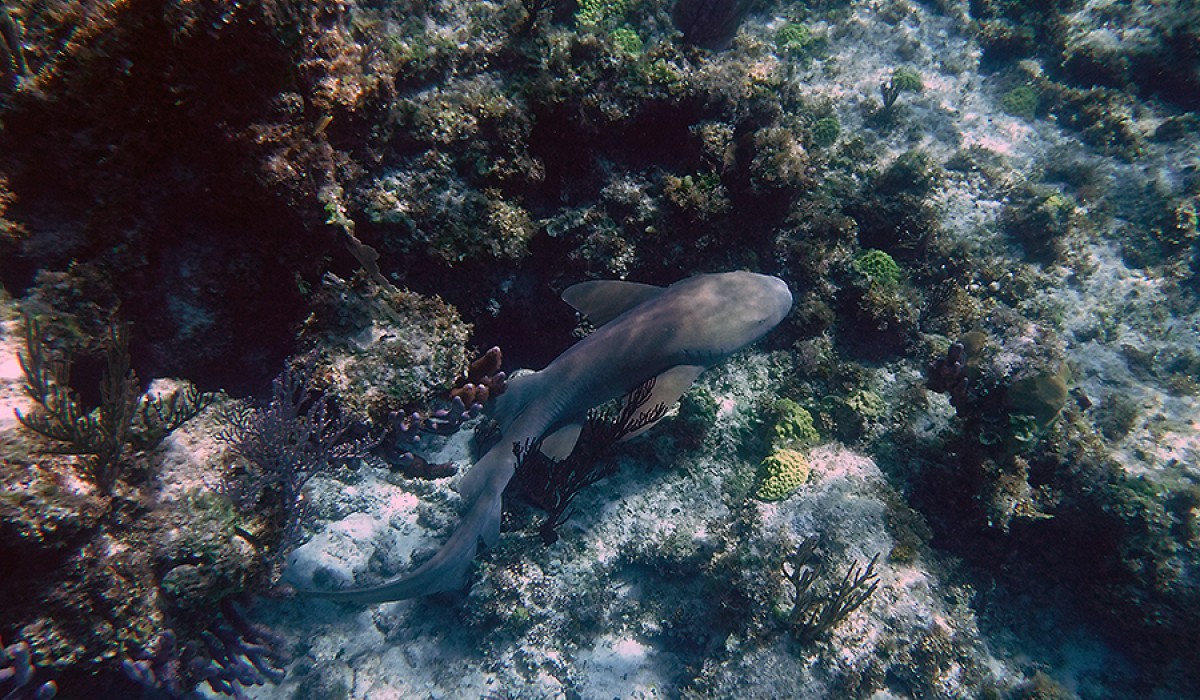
<box><xmin>300</xmin><ymin>271</ymin><xmax>793</xmax><ymax>603</ymax></box>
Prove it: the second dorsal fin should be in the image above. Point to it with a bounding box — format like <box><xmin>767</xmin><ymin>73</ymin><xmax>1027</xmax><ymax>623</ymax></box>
<box><xmin>561</xmin><ymin>280</ymin><xmax>665</xmax><ymax>327</ymax></box>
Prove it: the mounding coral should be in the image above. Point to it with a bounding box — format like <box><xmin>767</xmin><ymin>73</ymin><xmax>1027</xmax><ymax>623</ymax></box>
<box><xmin>756</xmin><ymin>448</ymin><xmax>811</xmax><ymax>501</ymax></box>
<box><xmin>771</xmin><ymin>398</ymin><xmax>819</xmax><ymax>449</ymax></box>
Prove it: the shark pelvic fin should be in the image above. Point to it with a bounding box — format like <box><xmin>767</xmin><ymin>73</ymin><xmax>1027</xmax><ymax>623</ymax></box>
<box><xmin>539</xmin><ymin>422</ymin><xmax>584</xmax><ymax>460</ymax></box>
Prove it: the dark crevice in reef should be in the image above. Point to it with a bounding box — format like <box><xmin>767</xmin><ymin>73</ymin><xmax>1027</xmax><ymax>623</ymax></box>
<box><xmin>524</xmin><ymin>100</ymin><xmax>703</xmax><ymax>208</ymax></box>
<box><xmin>0</xmin><ymin>0</ymin><xmax>327</xmax><ymax>396</ymax></box>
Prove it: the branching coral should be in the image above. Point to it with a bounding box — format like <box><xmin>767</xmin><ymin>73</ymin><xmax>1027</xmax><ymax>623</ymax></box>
<box><xmin>780</xmin><ymin>539</ymin><xmax>881</xmax><ymax>645</ymax></box>
<box><xmin>122</xmin><ymin>599</ymin><xmax>288</xmax><ymax>699</ymax></box>
<box><xmin>15</xmin><ymin>315</ymin><xmax>214</xmax><ymax>493</ymax></box>
<box><xmin>0</xmin><ymin>6</ymin><xmax>27</xmax><ymax>89</ymax></box>
<box><xmin>0</xmin><ymin>636</ymin><xmax>57</xmax><ymax>699</ymax></box>
<box><xmin>15</xmin><ymin>316</ymin><xmax>138</xmax><ymax>491</ymax></box>
<box><xmin>120</xmin><ymin>630</ymin><xmax>193</xmax><ymax>698</ymax></box>
<box><xmin>447</xmin><ymin>346</ymin><xmax>508</xmax><ymax>411</ymax></box>
<box><xmin>379</xmin><ymin>346</ymin><xmax>507</xmax><ymax>478</ymax></box>
<box><xmin>192</xmin><ymin>599</ymin><xmax>289</xmax><ymax>697</ymax></box>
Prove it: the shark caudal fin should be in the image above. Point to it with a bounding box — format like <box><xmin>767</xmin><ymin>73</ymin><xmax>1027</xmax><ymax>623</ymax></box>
<box><xmin>296</xmin><ymin>485</ymin><xmax>503</xmax><ymax>604</ymax></box>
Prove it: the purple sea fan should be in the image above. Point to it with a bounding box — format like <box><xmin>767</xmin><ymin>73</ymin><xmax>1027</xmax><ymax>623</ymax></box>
<box><xmin>217</xmin><ymin>369</ymin><xmax>378</xmax><ymax>559</ymax></box>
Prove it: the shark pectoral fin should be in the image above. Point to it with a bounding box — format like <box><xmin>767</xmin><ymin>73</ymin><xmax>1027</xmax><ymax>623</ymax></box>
<box><xmin>561</xmin><ymin>280</ymin><xmax>665</xmax><ymax>327</ymax></box>
<box><xmin>539</xmin><ymin>423</ymin><xmax>584</xmax><ymax>460</ymax></box>
<box><xmin>622</xmin><ymin>364</ymin><xmax>706</xmax><ymax>440</ymax></box>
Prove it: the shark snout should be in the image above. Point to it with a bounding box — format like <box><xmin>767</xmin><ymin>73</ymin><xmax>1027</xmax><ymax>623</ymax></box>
<box><xmin>716</xmin><ymin>273</ymin><xmax>794</xmax><ymax>348</ymax></box>
<box><xmin>765</xmin><ymin>275</ymin><xmax>794</xmax><ymax>321</ymax></box>
<box><xmin>746</xmin><ymin>273</ymin><xmax>793</xmax><ymax>329</ymax></box>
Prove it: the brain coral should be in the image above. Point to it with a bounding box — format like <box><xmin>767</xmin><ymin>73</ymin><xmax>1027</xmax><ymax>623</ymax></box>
<box><xmin>756</xmin><ymin>448</ymin><xmax>811</xmax><ymax>501</ymax></box>
<box><xmin>772</xmin><ymin>398</ymin><xmax>819</xmax><ymax>449</ymax></box>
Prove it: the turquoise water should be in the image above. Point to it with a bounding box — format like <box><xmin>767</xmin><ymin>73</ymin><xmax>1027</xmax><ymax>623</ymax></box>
<box><xmin>1</xmin><ymin>0</ymin><xmax>1197</xmax><ymax>698</ymax></box>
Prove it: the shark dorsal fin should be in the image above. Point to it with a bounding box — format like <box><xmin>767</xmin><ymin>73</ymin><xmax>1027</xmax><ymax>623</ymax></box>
<box><xmin>561</xmin><ymin>280</ymin><xmax>665</xmax><ymax>327</ymax></box>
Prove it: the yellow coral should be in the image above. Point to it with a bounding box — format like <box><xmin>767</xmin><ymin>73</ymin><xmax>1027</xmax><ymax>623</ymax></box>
<box><xmin>772</xmin><ymin>398</ymin><xmax>818</xmax><ymax>449</ymax></box>
<box><xmin>755</xmin><ymin>449</ymin><xmax>810</xmax><ymax>501</ymax></box>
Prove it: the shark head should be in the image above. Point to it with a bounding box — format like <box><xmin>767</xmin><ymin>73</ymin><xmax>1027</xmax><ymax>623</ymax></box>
<box><xmin>672</xmin><ymin>271</ymin><xmax>793</xmax><ymax>365</ymax></box>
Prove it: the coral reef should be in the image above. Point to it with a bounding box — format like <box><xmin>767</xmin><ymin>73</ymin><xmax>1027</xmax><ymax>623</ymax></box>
<box><xmin>775</xmin><ymin>22</ymin><xmax>814</xmax><ymax>56</ymax></box>
<box><xmin>926</xmin><ymin>335</ymin><xmax>973</xmax><ymax>412</ymax></box>
<box><xmin>769</xmin><ymin>398</ymin><xmax>819</xmax><ymax>449</ymax></box>
<box><xmin>0</xmin><ymin>7</ymin><xmax>28</xmax><ymax>90</ymax></box>
<box><xmin>672</xmin><ymin>0</ymin><xmax>755</xmax><ymax>50</ymax></box>
<box><xmin>447</xmin><ymin>346</ymin><xmax>507</xmax><ymax>412</ymax></box>
<box><xmin>0</xmin><ymin>635</ymin><xmax>57</xmax><ymax>699</ymax></box>
<box><xmin>14</xmin><ymin>317</ymin><xmax>137</xmax><ymax>492</ymax></box>
<box><xmin>0</xmin><ymin>0</ymin><xmax>1197</xmax><ymax>695</ymax></box>
<box><xmin>0</xmin><ymin>0</ymin><xmax>369</xmax><ymax>390</ymax></box>
<box><xmin>294</xmin><ymin>274</ymin><xmax>473</xmax><ymax>423</ymax></box>
<box><xmin>877</xmin><ymin>66</ymin><xmax>924</xmax><ymax>119</ymax></box>
<box><xmin>999</xmin><ymin>183</ymin><xmax>1075</xmax><ymax>263</ymax></box>
<box><xmin>16</xmin><ymin>315</ymin><xmax>214</xmax><ymax>493</ymax></box>
<box><xmin>809</xmin><ymin>115</ymin><xmax>840</xmax><ymax>149</ymax></box>
<box><xmin>755</xmin><ymin>448</ymin><xmax>810</xmax><ymax>501</ymax></box>
<box><xmin>0</xmin><ymin>301</ymin><xmax>323</xmax><ymax>697</ymax></box>
<box><xmin>851</xmin><ymin>249</ymin><xmax>902</xmax><ymax>287</ymax></box>
<box><xmin>191</xmin><ymin>599</ymin><xmax>289</xmax><ymax>698</ymax></box>
<box><xmin>1000</xmin><ymin>84</ymin><xmax>1040</xmax><ymax>119</ymax></box>
<box><xmin>122</xmin><ymin>599</ymin><xmax>288</xmax><ymax>700</ymax></box>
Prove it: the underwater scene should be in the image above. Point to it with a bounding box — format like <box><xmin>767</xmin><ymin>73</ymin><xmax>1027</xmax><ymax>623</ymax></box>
<box><xmin>1</xmin><ymin>0</ymin><xmax>1198</xmax><ymax>697</ymax></box>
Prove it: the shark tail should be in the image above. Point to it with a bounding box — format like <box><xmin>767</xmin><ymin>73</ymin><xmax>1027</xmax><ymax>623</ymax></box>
<box><xmin>296</xmin><ymin>485</ymin><xmax>503</xmax><ymax>604</ymax></box>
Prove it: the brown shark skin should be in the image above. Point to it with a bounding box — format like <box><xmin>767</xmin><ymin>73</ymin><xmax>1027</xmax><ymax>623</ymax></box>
<box><xmin>299</xmin><ymin>271</ymin><xmax>793</xmax><ymax>603</ymax></box>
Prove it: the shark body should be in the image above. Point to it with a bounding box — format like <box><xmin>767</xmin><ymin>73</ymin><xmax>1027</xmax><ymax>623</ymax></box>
<box><xmin>300</xmin><ymin>271</ymin><xmax>793</xmax><ymax>603</ymax></box>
